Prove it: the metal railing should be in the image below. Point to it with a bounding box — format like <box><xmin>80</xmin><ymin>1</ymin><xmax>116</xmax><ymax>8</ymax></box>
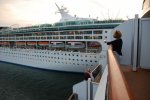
<box><xmin>107</xmin><ymin>46</ymin><xmax>134</xmax><ymax>100</ymax></box>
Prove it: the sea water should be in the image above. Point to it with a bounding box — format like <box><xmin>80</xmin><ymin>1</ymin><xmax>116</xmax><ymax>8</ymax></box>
<box><xmin>0</xmin><ymin>62</ymin><xmax>83</xmax><ymax>100</ymax></box>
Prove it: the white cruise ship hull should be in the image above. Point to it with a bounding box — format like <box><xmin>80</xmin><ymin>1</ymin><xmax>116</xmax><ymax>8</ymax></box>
<box><xmin>0</xmin><ymin>47</ymin><xmax>106</xmax><ymax>73</ymax></box>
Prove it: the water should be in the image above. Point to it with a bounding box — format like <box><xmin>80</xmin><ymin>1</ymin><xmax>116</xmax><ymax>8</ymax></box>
<box><xmin>0</xmin><ymin>62</ymin><xmax>83</xmax><ymax>100</ymax></box>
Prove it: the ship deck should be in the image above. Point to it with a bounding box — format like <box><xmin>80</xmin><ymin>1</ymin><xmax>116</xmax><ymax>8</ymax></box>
<box><xmin>121</xmin><ymin>65</ymin><xmax>150</xmax><ymax>100</ymax></box>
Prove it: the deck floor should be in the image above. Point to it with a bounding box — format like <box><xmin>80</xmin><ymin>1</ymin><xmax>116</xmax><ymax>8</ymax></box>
<box><xmin>121</xmin><ymin>65</ymin><xmax>150</xmax><ymax>100</ymax></box>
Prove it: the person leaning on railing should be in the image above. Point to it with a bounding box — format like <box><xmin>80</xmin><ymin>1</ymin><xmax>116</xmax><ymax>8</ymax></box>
<box><xmin>104</xmin><ymin>30</ymin><xmax>123</xmax><ymax>62</ymax></box>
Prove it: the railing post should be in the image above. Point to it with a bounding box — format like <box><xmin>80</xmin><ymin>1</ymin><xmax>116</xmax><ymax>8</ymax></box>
<box><xmin>87</xmin><ymin>78</ymin><xmax>91</xmax><ymax>100</ymax></box>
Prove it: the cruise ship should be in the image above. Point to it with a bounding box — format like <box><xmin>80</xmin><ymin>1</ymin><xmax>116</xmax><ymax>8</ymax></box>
<box><xmin>0</xmin><ymin>4</ymin><xmax>123</xmax><ymax>73</ymax></box>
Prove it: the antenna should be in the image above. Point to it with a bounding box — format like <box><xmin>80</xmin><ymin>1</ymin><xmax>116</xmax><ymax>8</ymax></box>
<box><xmin>107</xmin><ymin>9</ymin><xmax>110</xmax><ymax>20</ymax></box>
<box><xmin>100</xmin><ymin>12</ymin><xmax>106</xmax><ymax>20</ymax></box>
<box><xmin>55</xmin><ymin>3</ymin><xmax>60</xmax><ymax>10</ymax></box>
<box><xmin>115</xmin><ymin>10</ymin><xmax>120</xmax><ymax>19</ymax></box>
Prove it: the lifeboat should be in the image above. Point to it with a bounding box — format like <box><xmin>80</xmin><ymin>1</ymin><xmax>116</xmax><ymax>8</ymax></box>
<box><xmin>51</xmin><ymin>42</ymin><xmax>65</xmax><ymax>48</ymax></box>
<box><xmin>67</xmin><ymin>42</ymin><xmax>85</xmax><ymax>49</ymax></box>
<box><xmin>0</xmin><ymin>42</ymin><xmax>10</xmax><ymax>45</ymax></box>
<box><xmin>16</xmin><ymin>42</ymin><xmax>26</xmax><ymax>45</ymax></box>
<box><xmin>38</xmin><ymin>41</ymin><xmax>49</xmax><ymax>46</ymax></box>
<box><xmin>27</xmin><ymin>42</ymin><xmax>37</xmax><ymax>45</ymax></box>
<box><xmin>0</xmin><ymin>42</ymin><xmax>4</xmax><ymax>45</ymax></box>
<box><xmin>88</xmin><ymin>42</ymin><xmax>100</xmax><ymax>47</ymax></box>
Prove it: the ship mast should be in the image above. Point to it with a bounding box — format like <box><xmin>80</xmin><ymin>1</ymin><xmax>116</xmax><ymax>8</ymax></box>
<box><xmin>55</xmin><ymin>3</ymin><xmax>76</xmax><ymax>21</ymax></box>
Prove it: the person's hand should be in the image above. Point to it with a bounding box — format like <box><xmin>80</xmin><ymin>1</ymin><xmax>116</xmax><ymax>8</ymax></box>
<box><xmin>104</xmin><ymin>40</ymin><xmax>107</xmax><ymax>43</ymax></box>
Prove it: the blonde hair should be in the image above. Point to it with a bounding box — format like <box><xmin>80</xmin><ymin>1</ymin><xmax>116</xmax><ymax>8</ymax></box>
<box><xmin>113</xmin><ymin>30</ymin><xmax>122</xmax><ymax>39</ymax></box>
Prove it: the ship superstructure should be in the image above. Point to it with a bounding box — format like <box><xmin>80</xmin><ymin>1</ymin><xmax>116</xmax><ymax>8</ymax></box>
<box><xmin>0</xmin><ymin>4</ymin><xmax>123</xmax><ymax>72</ymax></box>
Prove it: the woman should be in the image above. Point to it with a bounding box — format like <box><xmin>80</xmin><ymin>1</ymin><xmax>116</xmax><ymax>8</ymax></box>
<box><xmin>104</xmin><ymin>30</ymin><xmax>123</xmax><ymax>61</ymax></box>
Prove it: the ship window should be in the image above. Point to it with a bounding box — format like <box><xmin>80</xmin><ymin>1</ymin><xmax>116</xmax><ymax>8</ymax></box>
<box><xmin>93</xmin><ymin>30</ymin><xmax>102</xmax><ymax>34</ymax></box>
<box><xmin>105</xmin><ymin>31</ymin><xmax>107</xmax><ymax>33</ymax></box>
<box><xmin>75</xmin><ymin>36</ymin><xmax>83</xmax><ymax>39</ymax></box>
<box><xmin>98</xmin><ymin>36</ymin><xmax>102</xmax><ymax>39</ymax></box>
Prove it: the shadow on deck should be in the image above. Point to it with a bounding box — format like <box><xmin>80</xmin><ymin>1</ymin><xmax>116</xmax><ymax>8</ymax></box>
<box><xmin>121</xmin><ymin>65</ymin><xmax>150</xmax><ymax>100</ymax></box>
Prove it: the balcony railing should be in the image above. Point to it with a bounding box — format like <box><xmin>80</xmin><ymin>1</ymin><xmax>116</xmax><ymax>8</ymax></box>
<box><xmin>107</xmin><ymin>46</ymin><xmax>134</xmax><ymax>100</ymax></box>
<box><xmin>94</xmin><ymin>46</ymin><xmax>134</xmax><ymax>100</ymax></box>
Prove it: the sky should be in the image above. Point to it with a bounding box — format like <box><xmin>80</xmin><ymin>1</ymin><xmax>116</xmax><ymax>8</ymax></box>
<box><xmin>0</xmin><ymin>0</ymin><xmax>143</xmax><ymax>27</ymax></box>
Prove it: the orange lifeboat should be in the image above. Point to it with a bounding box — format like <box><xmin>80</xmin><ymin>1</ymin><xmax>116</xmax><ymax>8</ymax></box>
<box><xmin>16</xmin><ymin>42</ymin><xmax>26</xmax><ymax>45</ymax></box>
<box><xmin>2</xmin><ymin>42</ymin><xmax>10</xmax><ymax>45</ymax></box>
<box><xmin>0</xmin><ymin>42</ymin><xmax>4</xmax><ymax>45</ymax></box>
<box><xmin>27</xmin><ymin>42</ymin><xmax>37</xmax><ymax>45</ymax></box>
<box><xmin>38</xmin><ymin>41</ymin><xmax>49</xmax><ymax>46</ymax></box>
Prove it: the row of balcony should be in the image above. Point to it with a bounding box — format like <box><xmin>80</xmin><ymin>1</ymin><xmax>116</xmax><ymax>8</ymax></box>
<box><xmin>0</xmin><ymin>35</ymin><xmax>103</xmax><ymax>41</ymax></box>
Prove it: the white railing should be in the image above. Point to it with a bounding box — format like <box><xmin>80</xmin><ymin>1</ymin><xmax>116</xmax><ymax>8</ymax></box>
<box><xmin>0</xmin><ymin>35</ymin><xmax>102</xmax><ymax>41</ymax></box>
<box><xmin>70</xmin><ymin>65</ymin><xmax>102</xmax><ymax>100</ymax></box>
<box><xmin>94</xmin><ymin>65</ymin><xmax>108</xmax><ymax>100</ymax></box>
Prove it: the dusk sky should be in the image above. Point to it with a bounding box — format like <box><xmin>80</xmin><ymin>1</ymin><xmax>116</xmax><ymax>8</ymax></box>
<box><xmin>0</xmin><ymin>0</ymin><xmax>142</xmax><ymax>27</ymax></box>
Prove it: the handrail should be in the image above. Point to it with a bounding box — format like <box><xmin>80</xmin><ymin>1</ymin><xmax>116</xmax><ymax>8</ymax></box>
<box><xmin>68</xmin><ymin>93</ymin><xmax>78</xmax><ymax>100</ymax></box>
<box><xmin>91</xmin><ymin>65</ymin><xmax>102</xmax><ymax>83</ymax></box>
<box><xmin>107</xmin><ymin>46</ymin><xmax>134</xmax><ymax>100</ymax></box>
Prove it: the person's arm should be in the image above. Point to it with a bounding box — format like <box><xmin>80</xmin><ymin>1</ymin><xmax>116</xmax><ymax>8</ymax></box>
<box><xmin>104</xmin><ymin>40</ymin><xmax>113</xmax><ymax>45</ymax></box>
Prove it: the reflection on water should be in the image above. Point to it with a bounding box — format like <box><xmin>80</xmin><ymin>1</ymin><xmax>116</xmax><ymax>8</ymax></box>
<box><xmin>0</xmin><ymin>61</ymin><xmax>83</xmax><ymax>100</ymax></box>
